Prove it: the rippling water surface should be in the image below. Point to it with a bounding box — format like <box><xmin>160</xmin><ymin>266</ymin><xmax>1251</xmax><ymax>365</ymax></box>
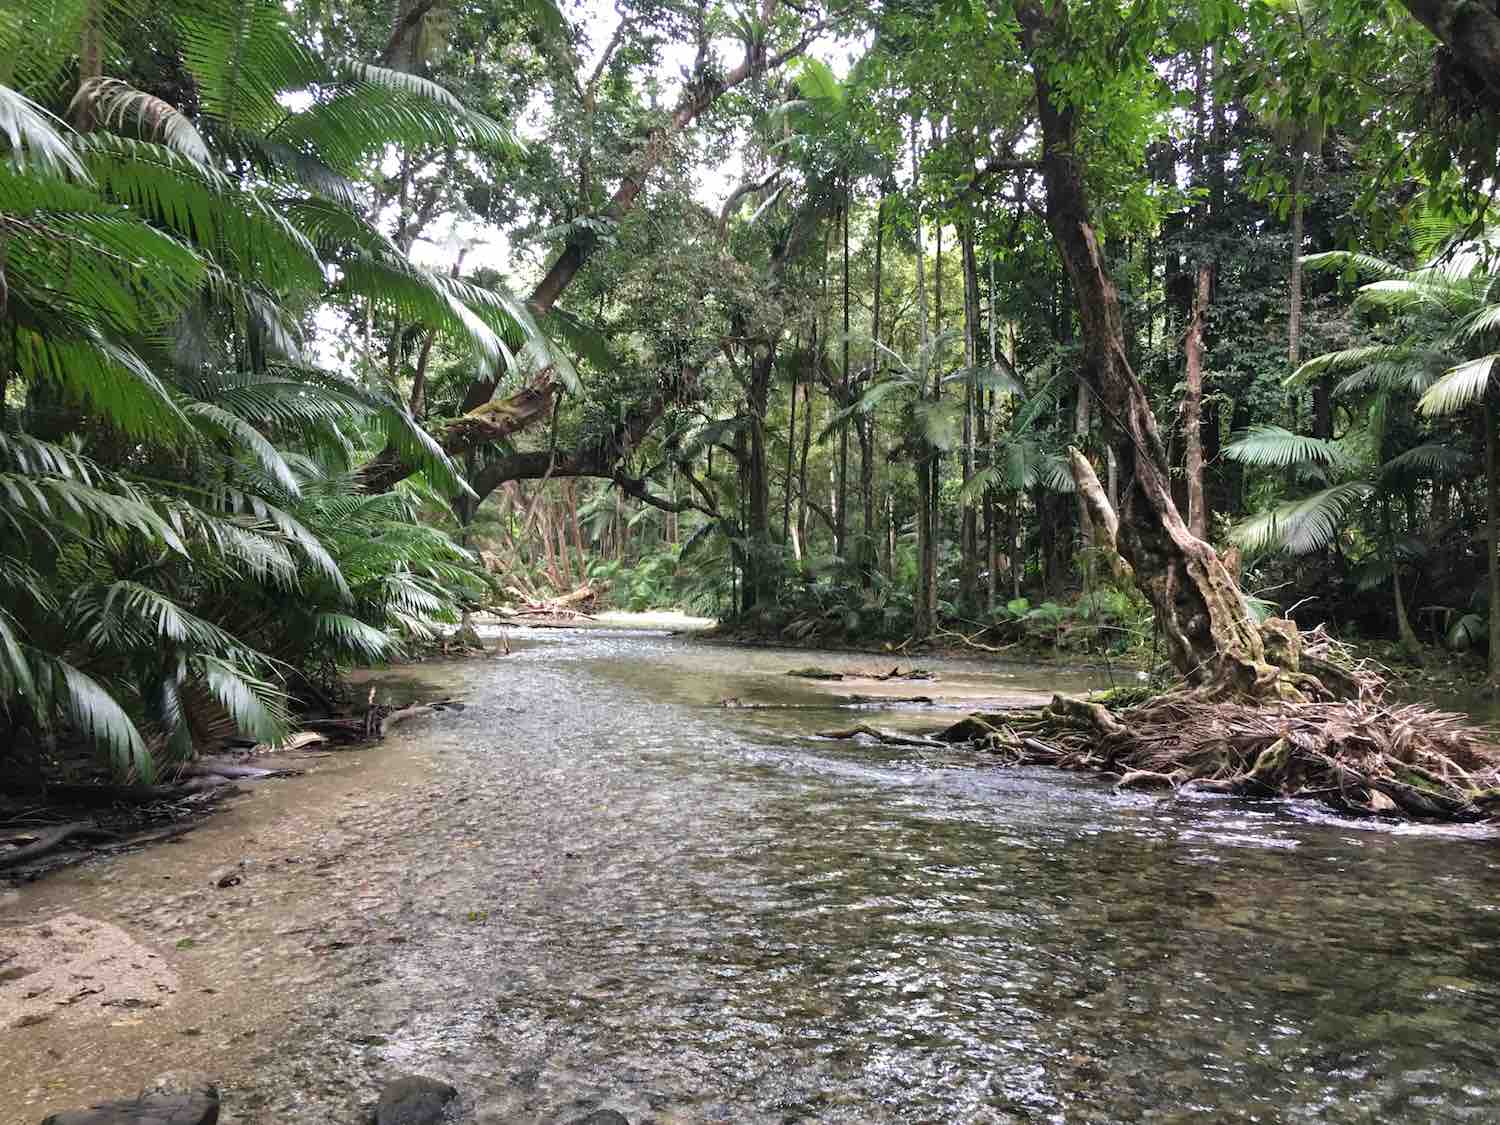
<box><xmin>342</xmin><ymin>630</ymin><xmax>1500</xmax><ymax>1123</ymax></box>
<box><xmin>9</xmin><ymin>627</ymin><xmax>1500</xmax><ymax>1123</ymax></box>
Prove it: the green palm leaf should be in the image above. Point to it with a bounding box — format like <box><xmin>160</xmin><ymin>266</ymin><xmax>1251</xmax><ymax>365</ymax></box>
<box><xmin>51</xmin><ymin>658</ymin><xmax>152</xmax><ymax>780</ymax></box>
<box><xmin>71</xmin><ymin>76</ymin><xmax>212</xmax><ymax>163</ymax></box>
<box><xmin>1224</xmin><ymin>425</ymin><xmax>1348</xmax><ymax>468</ymax></box>
<box><xmin>1419</xmin><ymin>354</ymin><xmax>1498</xmax><ymax>416</ymax></box>
<box><xmin>1230</xmin><ymin>481</ymin><xmax>1373</xmax><ymax>555</ymax></box>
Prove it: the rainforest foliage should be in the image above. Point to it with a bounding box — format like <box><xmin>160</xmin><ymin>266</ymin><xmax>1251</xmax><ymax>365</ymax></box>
<box><xmin>4</xmin><ymin>0</ymin><xmax>1500</xmax><ymax>778</ymax></box>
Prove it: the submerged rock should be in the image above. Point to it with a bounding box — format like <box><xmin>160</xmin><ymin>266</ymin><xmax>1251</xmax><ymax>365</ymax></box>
<box><xmin>374</xmin><ymin>1076</ymin><xmax>459</xmax><ymax>1125</ymax></box>
<box><xmin>40</xmin><ymin>1085</ymin><xmax>219</xmax><ymax>1125</ymax></box>
<box><xmin>569</xmin><ymin>1112</ymin><xmax>629</xmax><ymax>1125</ymax></box>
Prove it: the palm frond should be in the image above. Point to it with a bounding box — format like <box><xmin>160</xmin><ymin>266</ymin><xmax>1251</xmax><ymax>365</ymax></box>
<box><xmin>195</xmin><ymin>653</ymin><xmax>288</xmax><ymax>743</ymax></box>
<box><xmin>1224</xmin><ymin>425</ymin><xmax>1348</xmax><ymax>468</ymax></box>
<box><xmin>1419</xmin><ymin>354</ymin><xmax>1498</xmax><ymax>415</ymax></box>
<box><xmin>1300</xmin><ymin>250</ymin><xmax>1405</xmax><ymax>280</ymax></box>
<box><xmin>51</xmin><ymin>658</ymin><xmax>152</xmax><ymax>780</ymax></box>
<box><xmin>1230</xmin><ymin>481</ymin><xmax>1374</xmax><ymax>555</ymax></box>
<box><xmin>71</xmin><ymin>76</ymin><xmax>212</xmax><ymax>163</ymax></box>
<box><xmin>0</xmin><ymin>81</ymin><xmax>87</xmax><ymax>178</ymax></box>
<box><xmin>1380</xmin><ymin>442</ymin><xmax>1469</xmax><ymax>480</ymax></box>
<box><xmin>185</xmin><ymin>401</ymin><xmax>300</xmax><ymax>496</ymax></box>
<box><xmin>315</xmin><ymin>612</ymin><xmax>393</xmax><ymax>661</ymax></box>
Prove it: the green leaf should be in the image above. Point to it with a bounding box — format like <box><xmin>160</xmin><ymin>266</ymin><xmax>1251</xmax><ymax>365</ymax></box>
<box><xmin>1229</xmin><ymin>481</ymin><xmax>1374</xmax><ymax>555</ymax></box>
<box><xmin>1419</xmin><ymin>354</ymin><xmax>1498</xmax><ymax>416</ymax></box>
<box><xmin>1224</xmin><ymin>425</ymin><xmax>1349</xmax><ymax>469</ymax></box>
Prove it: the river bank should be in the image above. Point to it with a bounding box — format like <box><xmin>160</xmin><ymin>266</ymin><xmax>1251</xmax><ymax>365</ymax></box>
<box><xmin>6</xmin><ymin>625</ymin><xmax>1500</xmax><ymax>1122</ymax></box>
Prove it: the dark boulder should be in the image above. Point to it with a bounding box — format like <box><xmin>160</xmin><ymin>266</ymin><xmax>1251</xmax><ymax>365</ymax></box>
<box><xmin>375</xmin><ymin>1076</ymin><xmax>459</xmax><ymax>1125</ymax></box>
<box><xmin>569</xmin><ymin>1113</ymin><xmax>629</xmax><ymax>1125</ymax></box>
<box><xmin>41</xmin><ymin>1086</ymin><xmax>219</xmax><ymax>1125</ymax></box>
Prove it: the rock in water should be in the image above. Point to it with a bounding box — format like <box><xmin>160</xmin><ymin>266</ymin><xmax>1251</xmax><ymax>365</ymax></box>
<box><xmin>570</xmin><ymin>1113</ymin><xmax>630</xmax><ymax>1125</ymax></box>
<box><xmin>375</xmin><ymin>1076</ymin><xmax>459</xmax><ymax>1125</ymax></box>
<box><xmin>40</xmin><ymin>1086</ymin><xmax>219</xmax><ymax>1125</ymax></box>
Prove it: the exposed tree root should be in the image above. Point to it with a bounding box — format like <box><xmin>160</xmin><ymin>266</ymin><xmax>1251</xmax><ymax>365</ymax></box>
<box><xmin>935</xmin><ymin>691</ymin><xmax>1500</xmax><ymax>822</ymax></box>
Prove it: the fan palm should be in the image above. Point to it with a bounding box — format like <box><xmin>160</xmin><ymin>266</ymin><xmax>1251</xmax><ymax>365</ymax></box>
<box><xmin>1285</xmin><ymin>235</ymin><xmax>1500</xmax><ymax>682</ymax></box>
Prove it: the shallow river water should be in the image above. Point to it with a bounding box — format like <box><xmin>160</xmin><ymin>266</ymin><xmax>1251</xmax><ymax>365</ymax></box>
<box><xmin>6</xmin><ymin>627</ymin><xmax>1500</xmax><ymax>1123</ymax></box>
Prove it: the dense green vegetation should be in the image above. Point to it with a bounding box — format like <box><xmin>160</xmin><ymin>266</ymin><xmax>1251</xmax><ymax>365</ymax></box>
<box><xmin>5</xmin><ymin>0</ymin><xmax>1500</xmax><ymax>781</ymax></box>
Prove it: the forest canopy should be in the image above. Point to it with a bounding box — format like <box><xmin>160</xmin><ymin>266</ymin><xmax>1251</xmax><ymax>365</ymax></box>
<box><xmin>3</xmin><ymin>0</ymin><xmax>1500</xmax><ymax>781</ymax></box>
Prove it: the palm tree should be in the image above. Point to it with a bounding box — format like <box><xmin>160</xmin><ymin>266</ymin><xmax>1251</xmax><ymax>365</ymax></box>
<box><xmin>1295</xmin><ymin>237</ymin><xmax>1500</xmax><ymax>685</ymax></box>
<box><xmin>0</xmin><ymin>0</ymin><xmax>559</xmax><ymax>775</ymax></box>
<box><xmin>1227</xmin><ymin>233</ymin><xmax>1495</xmax><ymax>675</ymax></box>
<box><xmin>832</xmin><ymin>328</ymin><xmax>1023</xmax><ymax>630</ymax></box>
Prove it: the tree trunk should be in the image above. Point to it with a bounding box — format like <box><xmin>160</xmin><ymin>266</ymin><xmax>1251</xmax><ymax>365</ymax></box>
<box><xmin>1073</xmin><ymin>380</ymin><xmax>1094</xmax><ymax>548</ymax></box>
<box><xmin>743</xmin><ymin>344</ymin><xmax>776</xmax><ymax>610</ymax></box>
<box><xmin>798</xmin><ymin>363</ymin><xmax>813</xmax><ymax>560</ymax></box>
<box><xmin>859</xmin><ymin>194</ymin><xmax>886</xmax><ymax>588</ymax></box>
<box><xmin>783</xmin><ymin>363</ymin><xmax>798</xmax><ymax>547</ymax></box>
<box><xmin>1398</xmin><ymin>0</ymin><xmax>1500</xmax><ymax>111</ymax></box>
<box><xmin>1016</xmin><ymin>0</ymin><xmax>1285</xmax><ymax>697</ymax></box>
<box><xmin>69</xmin><ymin>2</ymin><xmax>105</xmax><ymax>130</ymax></box>
<box><xmin>1289</xmin><ymin>151</ymin><xmax>1307</xmax><ymax>370</ymax></box>
<box><xmin>1184</xmin><ymin>261</ymin><xmax>1212</xmax><ymax>539</ymax></box>
<box><xmin>959</xmin><ymin>220</ymin><xmax>981</xmax><ymax>612</ymax></box>
<box><xmin>911</xmin><ymin>116</ymin><xmax>935</xmax><ymax>638</ymax></box>
<box><xmin>836</xmin><ymin>200</ymin><xmax>851</xmax><ymax>562</ymax></box>
<box><xmin>1488</xmin><ymin>392</ymin><xmax>1500</xmax><ymax>688</ymax></box>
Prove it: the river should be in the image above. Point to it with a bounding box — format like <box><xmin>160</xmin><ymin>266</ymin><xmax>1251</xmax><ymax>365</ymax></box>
<box><xmin>5</xmin><ymin>626</ymin><xmax>1500</xmax><ymax>1123</ymax></box>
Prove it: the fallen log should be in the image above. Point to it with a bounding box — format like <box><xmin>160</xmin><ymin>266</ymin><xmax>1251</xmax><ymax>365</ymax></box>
<box><xmin>177</xmin><ymin>760</ymin><xmax>301</xmax><ymax>781</ymax></box>
<box><xmin>0</xmin><ymin>820</ymin><xmax>199</xmax><ymax>872</ymax></box>
<box><xmin>816</xmin><ymin>725</ymin><xmax>940</xmax><ymax>747</ymax></box>
<box><xmin>0</xmin><ymin>822</ymin><xmax>117</xmax><ymax>869</ymax></box>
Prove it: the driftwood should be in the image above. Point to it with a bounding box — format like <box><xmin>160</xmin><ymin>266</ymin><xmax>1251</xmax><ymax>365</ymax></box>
<box><xmin>789</xmin><ymin>665</ymin><xmax>936</xmax><ymax>682</ymax></box>
<box><xmin>816</xmin><ymin>725</ymin><xmax>940</xmax><ymax>747</ymax></box>
<box><xmin>177</xmin><ymin>760</ymin><xmax>301</xmax><ymax>781</ymax></box>
<box><xmin>0</xmin><ymin>823</ymin><xmax>116</xmax><ymax>869</ymax></box>
<box><xmin>501</xmin><ymin>583</ymin><xmax>604</xmax><ymax>620</ymax></box>
<box><xmin>0</xmin><ymin>820</ymin><xmax>199</xmax><ymax>871</ymax></box>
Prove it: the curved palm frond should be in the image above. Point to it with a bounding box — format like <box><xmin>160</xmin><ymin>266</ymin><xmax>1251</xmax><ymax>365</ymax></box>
<box><xmin>1230</xmin><ymin>481</ymin><xmax>1374</xmax><ymax>555</ymax></box>
<box><xmin>1300</xmin><ymin>249</ymin><xmax>1405</xmax><ymax>280</ymax></box>
<box><xmin>1224</xmin><ymin>425</ymin><xmax>1349</xmax><ymax>468</ymax></box>
<box><xmin>0</xmin><ymin>81</ymin><xmax>87</xmax><ymax>177</ymax></box>
<box><xmin>1419</xmin><ymin>354</ymin><xmax>1498</xmax><ymax>416</ymax></box>
<box><xmin>1380</xmin><ymin>442</ymin><xmax>1469</xmax><ymax>480</ymax></box>
<box><xmin>71</xmin><ymin>76</ymin><xmax>212</xmax><ymax>163</ymax></box>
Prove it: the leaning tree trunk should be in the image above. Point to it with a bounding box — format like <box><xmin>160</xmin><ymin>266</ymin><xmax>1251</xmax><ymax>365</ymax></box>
<box><xmin>1017</xmin><ymin>0</ymin><xmax>1290</xmax><ymax>698</ymax></box>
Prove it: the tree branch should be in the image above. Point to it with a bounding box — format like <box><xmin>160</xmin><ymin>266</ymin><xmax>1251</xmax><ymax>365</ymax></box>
<box><xmin>613</xmin><ymin>472</ymin><xmax>715</xmax><ymax>515</ymax></box>
<box><xmin>381</xmin><ymin>0</ymin><xmax>437</xmax><ymax>67</ymax></box>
